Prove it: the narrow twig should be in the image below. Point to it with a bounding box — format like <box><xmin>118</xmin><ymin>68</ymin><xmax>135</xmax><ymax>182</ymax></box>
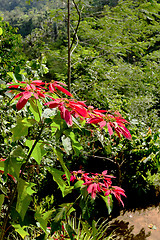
<box><xmin>70</xmin><ymin>24</ymin><xmax>79</xmax><ymax>56</ymax></box>
<box><xmin>70</xmin><ymin>0</ymin><xmax>82</xmax><ymax>52</ymax></box>
<box><xmin>86</xmin><ymin>155</ymin><xmax>117</xmax><ymax>165</ymax></box>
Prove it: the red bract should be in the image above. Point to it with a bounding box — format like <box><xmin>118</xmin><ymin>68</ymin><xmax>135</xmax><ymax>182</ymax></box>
<box><xmin>110</xmin><ymin>186</ymin><xmax>126</xmax><ymax>207</ymax></box>
<box><xmin>45</xmin><ymin>99</ymin><xmax>73</xmax><ymax>126</ymax></box>
<box><xmin>86</xmin><ymin>182</ymin><xmax>101</xmax><ymax>199</ymax></box>
<box><xmin>49</xmin><ymin>81</ymin><xmax>73</xmax><ymax>97</ymax></box>
<box><xmin>87</xmin><ymin>111</ymin><xmax>131</xmax><ymax>140</ymax></box>
<box><xmin>45</xmin><ymin>98</ymin><xmax>89</xmax><ymax>126</ymax></box>
<box><xmin>8</xmin><ymin>81</ymin><xmax>46</xmax><ymax>110</ymax></box>
<box><xmin>64</xmin><ymin>170</ymin><xmax>126</xmax><ymax>206</ymax></box>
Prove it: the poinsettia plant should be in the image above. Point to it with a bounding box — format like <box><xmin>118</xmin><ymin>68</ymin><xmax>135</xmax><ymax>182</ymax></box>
<box><xmin>0</xmin><ymin>76</ymin><xmax>131</xmax><ymax>239</ymax></box>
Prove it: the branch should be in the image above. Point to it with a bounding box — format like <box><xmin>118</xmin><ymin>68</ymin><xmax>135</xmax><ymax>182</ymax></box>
<box><xmin>70</xmin><ymin>0</ymin><xmax>83</xmax><ymax>52</ymax></box>
<box><xmin>84</xmin><ymin>154</ymin><xmax>117</xmax><ymax>165</ymax></box>
<box><xmin>70</xmin><ymin>24</ymin><xmax>79</xmax><ymax>56</ymax></box>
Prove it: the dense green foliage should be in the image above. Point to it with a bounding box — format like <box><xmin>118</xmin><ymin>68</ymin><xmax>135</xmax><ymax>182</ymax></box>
<box><xmin>1</xmin><ymin>0</ymin><xmax>160</xmax><ymax>238</ymax></box>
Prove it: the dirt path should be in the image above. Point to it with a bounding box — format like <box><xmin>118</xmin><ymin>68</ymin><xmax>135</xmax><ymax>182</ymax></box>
<box><xmin>110</xmin><ymin>205</ymin><xmax>160</xmax><ymax>240</ymax></box>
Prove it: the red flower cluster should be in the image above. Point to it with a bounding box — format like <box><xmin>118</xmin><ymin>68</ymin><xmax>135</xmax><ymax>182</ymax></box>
<box><xmin>8</xmin><ymin>80</ymin><xmax>46</xmax><ymax>110</ymax></box>
<box><xmin>8</xmin><ymin>80</ymin><xmax>131</xmax><ymax>139</ymax></box>
<box><xmin>67</xmin><ymin>170</ymin><xmax>126</xmax><ymax>206</ymax></box>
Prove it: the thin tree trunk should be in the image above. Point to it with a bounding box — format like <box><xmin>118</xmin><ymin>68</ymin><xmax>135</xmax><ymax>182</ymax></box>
<box><xmin>67</xmin><ymin>0</ymin><xmax>71</xmax><ymax>92</ymax></box>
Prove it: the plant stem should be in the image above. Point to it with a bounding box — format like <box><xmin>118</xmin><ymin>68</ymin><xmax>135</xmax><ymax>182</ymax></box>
<box><xmin>0</xmin><ymin>124</ymin><xmax>44</xmax><ymax>240</ymax></box>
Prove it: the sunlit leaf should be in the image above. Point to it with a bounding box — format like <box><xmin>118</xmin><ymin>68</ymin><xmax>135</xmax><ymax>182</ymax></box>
<box><xmin>25</xmin><ymin>140</ymin><xmax>45</xmax><ymax>164</ymax></box>
<box><xmin>12</xmin><ymin>224</ymin><xmax>29</xmax><ymax>239</ymax></box>
<box><xmin>0</xmin><ymin>194</ymin><xmax>4</xmax><ymax>212</ymax></box>
<box><xmin>16</xmin><ymin>179</ymin><xmax>36</xmax><ymax>220</ymax></box>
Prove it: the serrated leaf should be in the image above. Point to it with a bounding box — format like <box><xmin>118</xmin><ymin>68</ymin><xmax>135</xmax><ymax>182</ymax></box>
<box><xmin>54</xmin><ymin>203</ymin><xmax>75</xmax><ymax>222</ymax></box>
<box><xmin>35</xmin><ymin>210</ymin><xmax>53</xmax><ymax>234</ymax></box>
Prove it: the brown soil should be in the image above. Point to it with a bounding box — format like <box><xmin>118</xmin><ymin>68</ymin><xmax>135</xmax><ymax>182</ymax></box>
<box><xmin>109</xmin><ymin>205</ymin><xmax>160</xmax><ymax>240</ymax></box>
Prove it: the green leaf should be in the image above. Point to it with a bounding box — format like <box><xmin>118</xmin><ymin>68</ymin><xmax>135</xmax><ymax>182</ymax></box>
<box><xmin>16</xmin><ymin>179</ymin><xmax>36</xmax><ymax>221</ymax></box>
<box><xmin>0</xmin><ymin>194</ymin><xmax>4</xmax><ymax>212</ymax></box>
<box><xmin>54</xmin><ymin>203</ymin><xmax>75</xmax><ymax>222</ymax></box>
<box><xmin>74</xmin><ymin>180</ymin><xmax>84</xmax><ymax>189</ymax></box>
<box><xmin>92</xmin><ymin>220</ymin><xmax>98</xmax><ymax>240</ymax></box>
<box><xmin>64</xmin><ymin>131</ymin><xmax>83</xmax><ymax>156</ymax></box>
<box><xmin>4</xmin><ymin>156</ymin><xmax>23</xmax><ymax>181</ymax></box>
<box><xmin>46</xmin><ymin>167</ymin><xmax>73</xmax><ymax>197</ymax></box>
<box><xmin>46</xmin><ymin>167</ymin><xmax>66</xmax><ymax>194</ymax></box>
<box><xmin>81</xmin><ymin>220</ymin><xmax>92</xmax><ymax>238</ymax></box>
<box><xmin>50</xmin><ymin>120</ymin><xmax>61</xmax><ymax>135</ymax></box>
<box><xmin>10</xmin><ymin>145</ymin><xmax>25</xmax><ymax>158</ymax></box>
<box><xmin>25</xmin><ymin>140</ymin><xmax>45</xmax><ymax>165</ymax></box>
<box><xmin>0</xmin><ymin>185</ymin><xmax>7</xmax><ymax>195</ymax></box>
<box><xmin>35</xmin><ymin>210</ymin><xmax>53</xmax><ymax>234</ymax></box>
<box><xmin>100</xmin><ymin>195</ymin><xmax>113</xmax><ymax>215</ymax></box>
<box><xmin>29</xmin><ymin>99</ymin><xmax>42</xmax><ymax>122</ymax></box>
<box><xmin>0</xmin><ymin>160</ymin><xmax>4</xmax><ymax>172</ymax></box>
<box><xmin>65</xmin><ymin>224</ymin><xmax>76</xmax><ymax>240</ymax></box>
<box><xmin>11</xmin><ymin>118</ymin><xmax>32</xmax><ymax>142</ymax></box>
<box><xmin>12</xmin><ymin>224</ymin><xmax>29</xmax><ymax>239</ymax></box>
<box><xmin>7</xmin><ymin>72</ymin><xmax>17</xmax><ymax>83</ymax></box>
<box><xmin>0</xmin><ymin>27</ymin><xmax>3</xmax><ymax>35</ymax></box>
<box><xmin>54</xmin><ymin>148</ymin><xmax>71</xmax><ymax>185</ymax></box>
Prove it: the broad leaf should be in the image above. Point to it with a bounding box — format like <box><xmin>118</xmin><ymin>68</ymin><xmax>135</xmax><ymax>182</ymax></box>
<box><xmin>54</xmin><ymin>148</ymin><xmax>71</xmax><ymax>185</ymax></box>
<box><xmin>100</xmin><ymin>194</ymin><xmax>113</xmax><ymax>215</ymax></box>
<box><xmin>10</xmin><ymin>145</ymin><xmax>25</xmax><ymax>158</ymax></box>
<box><xmin>7</xmin><ymin>72</ymin><xmax>17</xmax><ymax>83</ymax></box>
<box><xmin>16</xmin><ymin>179</ymin><xmax>36</xmax><ymax>221</ymax></box>
<box><xmin>46</xmin><ymin>167</ymin><xmax>73</xmax><ymax>197</ymax></box>
<box><xmin>35</xmin><ymin>209</ymin><xmax>53</xmax><ymax>234</ymax></box>
<box><xmin>46</xmin><ymin>167</ymin><xmax>66</xmax><ymax>195</ymax></box>
<box><xmin>29</xmin><ymin>99</ymin><xmax>42</xmax><ymax>122</ymax></box>
<box><xmin>12</xmin><ymin>224</ymin><xmax>29</xmax><ymax>239</ymax></box>
<box><xmin>4</xmin><ymin>156</ymin><xmax>23</xmax><ymax>181</ymax></box>
<box><xmin>11</xmin><ymin>118</ymin><xmax>33</xmax><ymax>142</ymax></box>
<box><xmin>25</xmin><ymin>140</ymin><xmax>45</xmax><ymax>164</ymax></box>
<box><xmin>74</xmin><ymin>180</ymin><xmax>84</xmax><ymax>189</ymax></box>
<box><xmin>64</xmin><ymin>131</ymin><xmax>83</xmax><ymax>156</ymax></box>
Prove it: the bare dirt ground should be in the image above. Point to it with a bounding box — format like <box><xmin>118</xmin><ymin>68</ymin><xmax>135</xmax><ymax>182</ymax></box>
<box><xmin>109</xmin><ymin>205</ymin><xmax>160</xmax><ymax>240</ymax></box>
